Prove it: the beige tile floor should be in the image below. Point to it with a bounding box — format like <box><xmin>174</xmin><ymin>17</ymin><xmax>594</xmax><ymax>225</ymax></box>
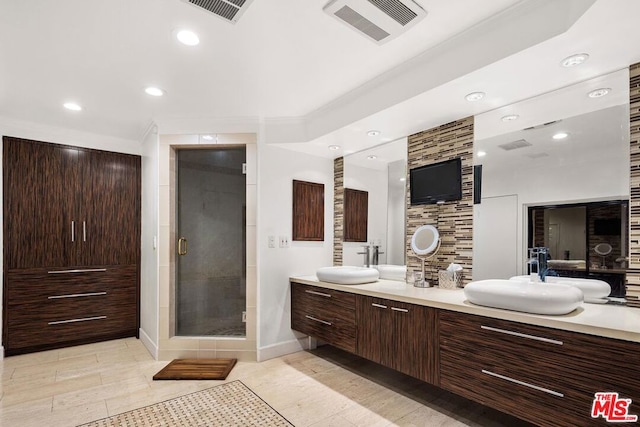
<box><xmin>0</xmin><ymin>338</ymin><xmax>532</xmax><ymax>426</ymax></box>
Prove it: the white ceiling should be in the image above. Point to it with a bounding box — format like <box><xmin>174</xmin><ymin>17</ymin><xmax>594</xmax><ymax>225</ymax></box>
<box><xmin>1</xmin><ymin>0</ymin><xmax>639</xmax><ymax>152</ymax></box>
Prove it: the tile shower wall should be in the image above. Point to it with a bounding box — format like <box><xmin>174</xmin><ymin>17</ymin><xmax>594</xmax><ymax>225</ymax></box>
<box><xmin>406</xmin><ymin>117</ymin><xmax>474</xmax><ymax>285</ymax></box>
<box><xmin>334</xmin><ymin>157</ymin><xmax>344</xmax><ymax>266</ymax></box>
<box><xmin>627</xmin><ymin>62</ymin><xmax>640</xmax><ymax>308</ymax></box>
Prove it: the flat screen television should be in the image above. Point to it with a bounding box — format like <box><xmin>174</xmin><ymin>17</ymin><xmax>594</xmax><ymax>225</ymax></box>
<box><xmin>410</xmin><ymin>158</ymin><xmax>462</xmax><ymax>205</ymax></box>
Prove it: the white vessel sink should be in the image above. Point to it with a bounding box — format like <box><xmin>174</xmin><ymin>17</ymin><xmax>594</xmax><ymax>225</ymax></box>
<box><xmin>510</xmin><ymin>275</ymin><xmax>611</xmax><ymax>303</ymax></box>
<box><xmin>464</xmin><ymin>279</ymin><xmax>583</xmax><ymax>315</ymax></box>
<box><xmin>375</xmin><ymin>264</ymin><xmax>406</xmax><ymax>281</ymax></box>
<box><xmin>316</xmin><ymin>266</ymin><xmax>379</xmax><ymax>285</ymax></box>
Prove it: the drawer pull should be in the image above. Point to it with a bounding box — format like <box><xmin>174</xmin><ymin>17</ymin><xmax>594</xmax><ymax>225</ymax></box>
<box><xmin>371</xmin><ymin>303</ymin><xmax>387</xmax><ymax>309</ymax></box>
<box><xmin>305</xmin><ymin>315</ymin><xmax>332</xmax><ymax>326</ymax></box>
<box><xmin>48</xmin><ymin>268</ymin><xmax>108</xmax><ymax>274</ymax></box>
<box><xmin>391</xmin><ymin>307</ymin><xmax>409</xmax><ymax>313</ymax></box>
<box><xmin>48</xmin><ymin>316</ymin><xmax>107</xmax><ymax>325</ymax></box>
<box><xmin>48</xmin><ymin>292</ymin><xmax>107</xmax><ymax>299</ymax></box>
<box><xmin>305</xmin><ymin>290</ymin><xmax>332</xmax><ymax>298</ymax></box>
<box><xmin>481</xmin><ymin>325</ymin><xmax>563</xmax><ymax>346</ymax></box>
<box><xmin>481</xmin><ymin>369</ymin><xmax>564</xmax><ymax>398</ymax></box>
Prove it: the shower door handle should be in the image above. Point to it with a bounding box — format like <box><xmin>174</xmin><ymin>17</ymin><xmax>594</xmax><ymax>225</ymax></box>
<box><xmin>178</xmin><ymin>237</ymin><xmax>188</xmax><ymax>255</ymax></box>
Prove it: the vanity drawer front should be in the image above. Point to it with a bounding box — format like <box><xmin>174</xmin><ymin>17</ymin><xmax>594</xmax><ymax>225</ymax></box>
<box><xmin>291</xmin><ymin>283</ymin><xmax>356</xmax><ymax>352</ymax></box>
<box><xmin>440</xmin><ymin>310</ymin><xmax>570</xmax><ymax>360</ymax></box>
<box><xmin>440</xmin><ymin>310</ymin><xmax>640</xmax><ymax>426</ymax></box>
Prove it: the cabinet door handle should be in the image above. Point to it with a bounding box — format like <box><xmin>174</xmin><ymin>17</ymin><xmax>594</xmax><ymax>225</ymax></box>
<box><xmin>178</xmin><ymin>237</ymin><xmax>188</xmax><ymax>255</ymax></box>
<box><xmin>305</xmin><ymin>315</ymin><xmax>332</xmax><ymax>326</ymax></box>
<box><xmin>481</xmin><ymin>325</ymin><xmax>563</xmax><ymax>346</ymax></box>
<box><xmin>83</xmin><ymin>221</ymin><xmax>87</xmax><ymax>242</ymax></box>
<box><xmin>48</xmin><ymin>315</ymin><xmax>107</xmax><ymax>325</ymax></box>
<box><xmin>305</xmin><ymin>290</ymin><xmax>331</xmax><ymax>298</ymax></box>
<box><xmin>48</xmin><ymin>268</ymin><xmax>107</xmax><ymax>274</ymax></box>
<box><xmin>391</xmin><ymin>307</ymin><xmax>409</xmax><ymax>313</ymax></box>
<box><xmin>481</xmin><ymin>370</ymin><xmax>564</xmax><ymax>398</ymax></box>
<box><xmin>48</xmin><ymin>292</ymin><xmax>107</xmax><ymax>299</ymax></box>
<box><xmin>371</xmin><ymin>303</ymin><xmax>387</xmax><ymax>309</ymax></box>
<box><xmin>71</xmin><ymin>220</ymin><xmax>75</xmax><ymax>242</ymax></box>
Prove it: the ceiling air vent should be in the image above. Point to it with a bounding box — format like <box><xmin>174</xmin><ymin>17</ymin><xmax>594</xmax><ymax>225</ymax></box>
<box><xmin>181</xmin><ymin>0</ymin><xmax>255</xmax><ymax>23</ymax></box>
<box><xmin>324</xmin><ymin>0</ymin><xmax>427</xmax><ymax>44</ymax></box>
<box><xmin>498</xmin><ymin>139</ymin><xmax>532</xmax><ymax>151</ymax></box>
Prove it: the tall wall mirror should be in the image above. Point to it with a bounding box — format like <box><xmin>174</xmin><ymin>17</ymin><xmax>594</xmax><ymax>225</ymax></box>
<box><xmin>343</xmin><ymin>137</ymin><xmax>407</xmax><ymax>267</ymax></box>
<box><xmin>473</xmin><ymin>68</ymin><xmax>630</xmax><ymax>296</ymax></box>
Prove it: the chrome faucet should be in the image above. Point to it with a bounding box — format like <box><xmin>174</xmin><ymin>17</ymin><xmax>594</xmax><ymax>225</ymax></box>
<box><xmin>537</xmin><ymin>247</ymin><xmax>549</xmax><ymax>282</ymax></box>
<box><xmin>372</xmin><ymin>245</ymin><xmax>384</xmax><ymax>266</ymax></box>
<box><xmin>357</xmin><ymin>245</ymin><xmax>371</xmax><ymax>267</ymax></box>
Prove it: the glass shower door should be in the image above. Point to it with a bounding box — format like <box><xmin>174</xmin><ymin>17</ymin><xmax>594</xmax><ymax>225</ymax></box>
<box><xmin>176</xmin><ymin>148</ymin><xmax>246</xmax><ymax>337</ymax></box>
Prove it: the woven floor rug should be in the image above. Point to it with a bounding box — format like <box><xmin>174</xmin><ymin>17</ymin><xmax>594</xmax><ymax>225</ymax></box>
<box><xmin>78</xmin><ymin>380</ymin><xmax>293</xmax><ymax>427</ymax></box>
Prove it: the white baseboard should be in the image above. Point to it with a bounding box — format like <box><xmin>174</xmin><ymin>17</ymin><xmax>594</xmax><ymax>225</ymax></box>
<box><xmin>139</xmin><ymin>328</ymin><xmax>158</xmax><ymax>360</ymax></box>
<box><xmin>257</xmin><ymin>338</ymin><xmax>309</xmax><ymax>362</ymax></box>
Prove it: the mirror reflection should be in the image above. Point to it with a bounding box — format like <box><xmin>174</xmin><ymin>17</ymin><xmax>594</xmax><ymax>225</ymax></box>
<box><xmin>343</xmin><ymin>137</ymin><xmax>407</xmax><ymax>267</ymax></box>
<box><xmin>473</xmin><ymin>69</ymin><xmax>630</xmax><ymax>292</ymax></box>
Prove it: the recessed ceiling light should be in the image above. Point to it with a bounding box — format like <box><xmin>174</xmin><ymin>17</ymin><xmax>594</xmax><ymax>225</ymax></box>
<box><xmin>561</xmin><ymin>53</ymin><xmax>589</xmax><ymax>67</ymax></box>
<box><xmin>145</xmin><ymin>87</ymin><xmax>164</xmax><ymax>97</ymax></box>
<box><xmin>588</xmin><ymin>88</ymin><xmax>611</xmax><ymax>98</ymax></box>
<box><xmin>176</xmin><ymin>30</ymin><xmax>200</xmax><ymax>46</ymax></box>
<box><xmin>552</xmin><ymin>132</ymin><xmax>569</xmax><ymax>140</ymax></box>
<box><xmin>465</xmin><ymin>92</ymin><xmax>485</xmax><ymax>102</ymax></box>
<box><xmin>63</xmin><ymin>102</ymin><xmax>82</xmax><ymax>111</ymax></box>
<box><xmin>399</xmin><ymin>177</ymin><xmax>406</xmax><ymax>182</ymax></box>
<box><xmin>328</xmin><ymin>145</ymin><xmax>340</xmax><ymax>150</ymax></box>
<box><xmin>501</xmin><ymin>114</ymin><xmax>519</xmax><ymax>122</ymax></box>
<box><xmin>202</xmin><ymin>135</ymin><xmax>214</xmax><ymax>141</ymax></box>
<box><xmin>367</xmin><ymin>155</ymin><xmax>377</xmax><ymax>160</ymax></box>
<box><xmin>477</xmin><ymin>151</ymin><xmax>487</xmax><ymax>157</ymax></box>
<box><xmin>367</xmin><ymin>130</ymin><xmax>381</xmax><ymax>137</ymax></box>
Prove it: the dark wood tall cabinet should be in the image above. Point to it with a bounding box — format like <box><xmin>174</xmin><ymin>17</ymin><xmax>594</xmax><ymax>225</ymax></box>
<box><xmin>3</xmin><ymin>136</ymin><xmax>141</xmax><ymax>355</ymax></box>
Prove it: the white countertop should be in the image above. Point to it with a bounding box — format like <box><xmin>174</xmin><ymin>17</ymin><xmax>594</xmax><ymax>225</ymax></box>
<box><xmin>290</xmin><ymin>276</ymin><xmax>640</xmax><ymax>343</ymax></box>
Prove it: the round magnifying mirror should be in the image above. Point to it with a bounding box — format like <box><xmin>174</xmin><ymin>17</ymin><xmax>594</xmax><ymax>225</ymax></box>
<box><xmin>411</xmin><ymin>224</ymin><xmax>439</xmax><ymax>256</ymax></box>
<box><xmin>594</xmin><ymin>243</ymin><xmax>612</xmax><ymax>256</ymax></box>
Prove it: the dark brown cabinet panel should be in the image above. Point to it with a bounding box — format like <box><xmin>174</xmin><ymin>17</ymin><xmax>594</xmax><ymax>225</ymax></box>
<box><xmin>78</xmin><ymin>150</ymin><xmax>141</xmax><ymax>266</ymax></box>
<box><xmin>439</xmin><ymin>310</ymin><xmax>640</xmax><ymax>427</ymax></box>
<box><xmin>3</xmin><ymin>137</ymin><xmax>140</xmax><ymax>355</ymax></box>
<box><xmin>292</xmin><ymin>180</ymin><xmax>324</xmax><ymax>241</ymax></box>
<box><xmin>3</xmin><ymin>138</ymin><xmax>78</xmax><ymax>269</ymax></box>
<box><xmin>290</xmin><ymin>282</ymin><xmax>356</xmax><ymax>352</ymax></box>
<box><xmin>356</xmin><ymin>295</ymin><xmax>437</xmax><ymax>384</ymax></box>
<box><xmin>344</xmin><ymin>188</ymin><xmax>368</xmax><ymax>242</ymax></box>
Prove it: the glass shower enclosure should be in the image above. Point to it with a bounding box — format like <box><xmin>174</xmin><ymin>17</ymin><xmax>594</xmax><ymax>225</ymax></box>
<box><xmin>175</xmin><ymin>148</ymin><xmax>246</xmax><ymax>337</ymax></box>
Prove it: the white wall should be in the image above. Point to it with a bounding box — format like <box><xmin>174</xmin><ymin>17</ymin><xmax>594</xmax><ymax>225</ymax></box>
<box><xmin>343</xmin><ymin>164</ymin><xmax>388</xmax><ymax>266</ymax></box>
<box><xmin>140</xmin><ymin>127</ymin><xmax>159</xmax><ymax>356</ymax></box>
<box><xmin>257</xmin><ymin>144</ymin><xmax>334</xmax><ymax>360</ymax></box>
<box><xmin>387</xmin><ymin>160</ymin><xmax>407</xmax><ymax>266</ymax></box>
<box><xmin>477</xmin><ymin>147</ymin><xmax>629</xmax><ymax>276</ymax></box>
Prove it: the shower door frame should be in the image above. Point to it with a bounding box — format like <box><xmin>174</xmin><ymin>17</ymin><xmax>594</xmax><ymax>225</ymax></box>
<box><xmin>157</xmin><ymin>135</ymin><xmax>257</xmax><ymax>361</ymax></box>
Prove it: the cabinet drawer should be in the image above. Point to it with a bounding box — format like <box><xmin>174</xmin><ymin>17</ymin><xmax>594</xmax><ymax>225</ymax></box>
<box><xmin>291</xmin><ymin>282</ymin><xmax>356</xmax><ymax>352</ymax></box>
<box><xmin>7</xmin><ymin>265</ymin><xmax>137</xmax><ymax>304</ymax></box>
<box><xmin>6</xmin><ymin>309</ymin><xmax>138</xmax><ymax>350</ymax></box>
<box><xmin>440</xmin><ymin>310</ymin><xmax>640</xmax><ymax>426</ymax></box>
<box><xmin>7</xmin><ymin>286</ymin><xmax>136</xmax><ymax>325</ymax></box>
<box><xmin>5</xmin><ymin>265</ymin><xmax>138</xmax><ymax>353</ymax></box>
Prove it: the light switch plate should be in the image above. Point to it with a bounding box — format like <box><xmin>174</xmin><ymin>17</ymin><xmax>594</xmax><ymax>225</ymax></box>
<box><xmin>279</xmin><ymin>235</ymin><xmax>290</xmax><ymax>248</ymax></box>
<box><xmin>268</xmin><ymin>235</ymin><xmax>276</xmax><ymax>248</ymax></box>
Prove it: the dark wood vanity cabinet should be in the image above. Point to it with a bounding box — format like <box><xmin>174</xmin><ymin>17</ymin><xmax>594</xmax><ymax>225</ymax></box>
<box><xmin>291</xmin><ymin>282</ymin><xmax>356</xmax><ymax>353</ymax></box>
<box><xmin>3</xmin><ymin>137</ymin><xmax>141</xmax><ymax>355</ymax></box>
<box><xmin>439</xmin><ymin>310</ymin><xmax>640</xmax><ymax>427</ymax></box>
<box><xmin>356</xmin><ymin>296</ymin><xmax>438</xmax><ymax>384</ymax></box>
